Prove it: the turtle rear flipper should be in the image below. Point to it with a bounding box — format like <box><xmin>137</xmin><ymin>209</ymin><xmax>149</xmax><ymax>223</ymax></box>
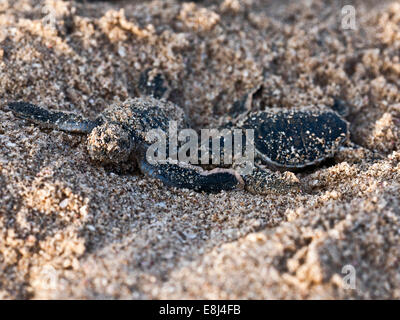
<box><xmin>6</xmin><ymin>102</ymin><xmax>98</xmax><ymax>134</ymax></box>
<box><xmin>139</xmin><ymin>158</ymin><xmax>243</xmax><ymax>193</ymax></box>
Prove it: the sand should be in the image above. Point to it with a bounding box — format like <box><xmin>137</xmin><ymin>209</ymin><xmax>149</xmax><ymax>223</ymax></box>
<box><xmin>0</xmin><ymin>0</ymin><xmax>400</xmax><ymax>299</ymax></box>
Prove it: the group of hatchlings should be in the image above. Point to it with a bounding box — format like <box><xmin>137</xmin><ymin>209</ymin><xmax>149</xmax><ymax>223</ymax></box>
<box><xmin>6</xmin><ymin>72</ymin><xmax>356</xmax><ymax>194</ymax></box>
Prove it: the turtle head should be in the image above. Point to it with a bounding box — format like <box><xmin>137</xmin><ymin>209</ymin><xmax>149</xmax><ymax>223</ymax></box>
<box><xmin>86</xmin><ymin>122</ymin><xmax>135</xmax><ymax>165</ymax></box>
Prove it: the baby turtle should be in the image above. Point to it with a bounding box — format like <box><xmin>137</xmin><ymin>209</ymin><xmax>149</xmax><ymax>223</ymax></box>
<box><xmin>219</xmin><ymin>87</ymin><xmax>349</xmax><ymax>193</ymax></box>
<box><xmin>6</xmin><ymin>98</ymin><xmax>243</xmax><ymax>193</ymax></box>
<box><xmin>232</xmin><ymin>107</ymin><xmax>349</xmax><ymax>193</ymax></box>
<box><xmin>5</xmin><ymin>77</ymin><xmax>349</xmax><ymax>194</ymax></box>
<box><xmin>6</xmin><ymin>72</ymin><xmax>245</xmax><ymax>193</ymax></box>
<box><xmin>237</xmin><ymin>107</ymin><xmax>349</xmax><ymax>170</ymax></box>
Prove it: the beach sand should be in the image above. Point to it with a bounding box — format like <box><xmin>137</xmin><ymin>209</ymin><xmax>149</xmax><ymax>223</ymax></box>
<box><xmin>0</xmin><ymin>0</ymin><xmax>400</xmax><ymax>299</ymax></box>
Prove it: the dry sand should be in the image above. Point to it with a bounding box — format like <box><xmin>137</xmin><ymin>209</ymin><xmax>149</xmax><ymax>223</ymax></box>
<box><xmin>1</xmin><ymin>0</ymin><xmax>400</xmax><ymax>299</ymax></box>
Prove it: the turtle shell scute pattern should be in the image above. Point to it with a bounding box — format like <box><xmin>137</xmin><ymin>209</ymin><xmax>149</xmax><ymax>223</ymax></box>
<box><xmin>241</xmin><ymin>109</ymin><xmax>349</xmax><ymax>169</ymax></box>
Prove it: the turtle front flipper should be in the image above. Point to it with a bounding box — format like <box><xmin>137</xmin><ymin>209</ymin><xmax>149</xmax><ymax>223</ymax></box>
<box><xmin>7</xmin><ymin>102</ymin><xmax>98</xmax><ymax>134</ymax></box>
<box><xmin>139</xmin><ymin>158</ymin><xmax>243</xmax><ymax>193</ymax></box>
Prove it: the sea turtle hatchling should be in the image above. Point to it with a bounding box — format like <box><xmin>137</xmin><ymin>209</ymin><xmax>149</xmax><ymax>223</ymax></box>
<box><xmin>220</xmin><ymin>88</ymin><xmax>350</xmax><ymax>193</ymax></box>
<box><xmin>5</xmin><ymin>78</ymin><xmax>349</xmax><ymax>194</ymax></box>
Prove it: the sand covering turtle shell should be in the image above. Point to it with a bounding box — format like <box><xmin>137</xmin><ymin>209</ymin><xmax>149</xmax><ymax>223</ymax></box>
<box><xmin>0</xmin><ymin>0</ymin><xmax>400</xmax><ymax>299</ymax></box>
